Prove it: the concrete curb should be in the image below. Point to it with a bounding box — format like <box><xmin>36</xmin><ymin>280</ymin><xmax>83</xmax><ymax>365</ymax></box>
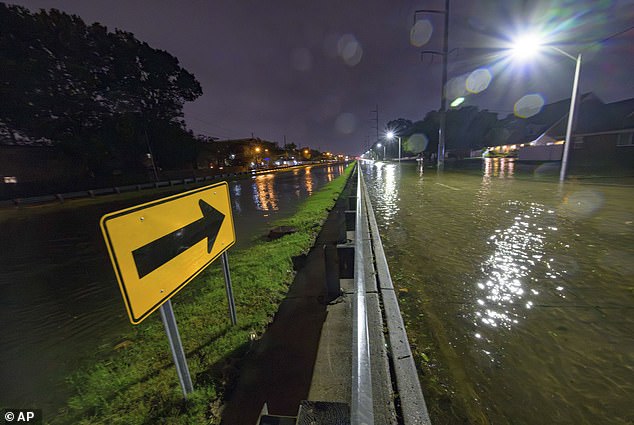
<box><xmin>363</xmin><ymin>175</ymin><xmax>432</xmax><ymax>425</ymax></box>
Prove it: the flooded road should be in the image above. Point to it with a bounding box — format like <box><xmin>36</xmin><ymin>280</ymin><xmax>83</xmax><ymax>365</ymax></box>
<box><xmin>363</xmin><ymin>159</ymin><xmax>634</xmax><ymax>424</ymax></box>
<box><xmin>0</xmin><ymin>164</ymin><xmax>346</xmax><ymax>414</ymax></box>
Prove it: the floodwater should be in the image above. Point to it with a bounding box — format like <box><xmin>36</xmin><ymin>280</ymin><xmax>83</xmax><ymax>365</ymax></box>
<box><xmin>363</xmin><ymin>159</ymin><xmax>634</xmax><ymax>425</ymax></box>
<box><xmin>0</xmin><ymin>163</ymin><xmax>346</xmax><ymax>415</ymax></box>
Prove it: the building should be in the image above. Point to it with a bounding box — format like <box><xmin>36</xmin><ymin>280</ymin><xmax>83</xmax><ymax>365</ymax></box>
<box><xmin>477</xmin><ymin>94</ymin><xmax>634</xmax><ymax>175</ymax></box>
<box><xmin>196</xmin><ymin>137</ymin><xmax>280</xmax><ymax>169</ymax></box>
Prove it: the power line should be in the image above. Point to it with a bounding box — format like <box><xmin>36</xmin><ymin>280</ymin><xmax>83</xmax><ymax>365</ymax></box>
<box><xmin>185</xmin><ymin>112</ymin><xmax>240</xmax><ymax>139</ymax></box>
<box><xmin>595</xmin><ymin>25</ymin><xmax>634</xmax><ymax>45</ymax></box>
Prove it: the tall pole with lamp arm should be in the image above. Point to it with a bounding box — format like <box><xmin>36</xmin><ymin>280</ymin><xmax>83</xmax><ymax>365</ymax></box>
<box><xmin>559</xmin><ymin>53</ymin><xmax>581</xmax><ymax>182</ymax></box>
<box><xmin>510</xmin><ymin>35</ymin><xmax>581</xmax><ymax>182</ymax></box>
<box><xmin>415</xmin><ymin>0</ymin><xmax>450</xmax><ymax>170</ymax></box>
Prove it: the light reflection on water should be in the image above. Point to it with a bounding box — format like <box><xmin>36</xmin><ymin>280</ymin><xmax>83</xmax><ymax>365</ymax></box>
<box><xmin>0</xmin><ymin>163</ymin><xmax>348</xmax><ymax>415</ymax></box>
<box><xmin>483</xmin><ymin>157</ymin><xmax>515</xmax><ymax>178</ymax></box>
<box><xmin>368</xmin><ymin>161</ymin><xmax>399</xmax><ymax>226</ymax></box>
<box><xmin>364</xmin><ymin>160</ymin><xmax>634</xmax><ymax>425</ymax></box>
<box><xmin>252</xmin><ymin>174</ymin><xmax>279</xmax><ymax>211</ymax></box>
<box><xmin>474</xmin><ymin>201</ymin><xmax>560</xmax><ymax>332</ymax></box>
<box><xmin>250</xmin><ymin>166</ymin><xmax>323</xmax><ymax>204</ymax></box>
<box><xmin>304</xmin><ymin>166</ymin><xmax>314</xmax><ymax>194</ymax></box>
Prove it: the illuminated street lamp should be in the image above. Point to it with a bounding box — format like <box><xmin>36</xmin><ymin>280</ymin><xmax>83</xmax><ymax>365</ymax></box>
<box><xmin>386</xmin><ymin>131</ymin><xmax>401</xmax><ymax>162</ymax></box>
<box><xmin>510</xmin><ymin>34</ymin><xmax>581</xmax><ymax>182</ymax></box>
<box><xmin>376</xmin><ymin>143</ymin><xmax>385</xmax><ymax>160</ymax></box>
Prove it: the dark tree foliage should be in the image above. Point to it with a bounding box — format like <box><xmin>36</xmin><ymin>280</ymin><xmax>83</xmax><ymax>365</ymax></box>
<box><xmin>0</xmin><ymin>3</ymin><xmax>202</xmax><ymax>173</ymax></box>
<box><xmin>387</xmin><ymin>107</ymin><xmax>502</xmax><ymax>155</ymax></box>
<box><xmin>386</xmin><ymin>118</ymin><xmax>413</xmax><ymax>135</ymax></box>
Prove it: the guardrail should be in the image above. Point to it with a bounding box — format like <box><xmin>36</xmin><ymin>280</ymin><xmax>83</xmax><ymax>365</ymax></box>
<box><xmin>351</xmin><ymin>163</ymin><xmax>431</xmax><ymax>425</ymax></box>
<box><xmin>351</xmin><ymin>167</ymin><xmax>375</xmax><ymax>424</ymax></box>
<box><xmin>0</xmin><ymin>162</ymin><xmax>346</xmax><ymax>208</ymax></box>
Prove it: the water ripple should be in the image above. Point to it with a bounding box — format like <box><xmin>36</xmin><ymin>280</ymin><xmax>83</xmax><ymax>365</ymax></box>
<box><xmin>474</xmin><ymin>201</ymin><xmax>561</xmax><ymax>331</ymax></box>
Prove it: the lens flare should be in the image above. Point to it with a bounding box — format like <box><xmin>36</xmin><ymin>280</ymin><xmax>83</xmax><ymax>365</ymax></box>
<box><xmin>451</xmin><ymin>97</ymin><xmax>465</xmax><ymax>108</ymax></box>
<box><xmin>514</xmin><ymin>94</ymin><xmax>545</xmax><ymax>118</ymax></box>
<box><xmin>446</xmin><ymin>74</ymin><xmax>468</xmax><ymax>100</ymax></box>
<box><xmin>559</xmin><ymin>189</ymin><xmax>605</xmax><ymax>220</ymax></box>
<box><xmin>335</xmin><ymin>112</ymin><xmax>357</xmax><ymax>134</ymax></box>
<box><xmin>410</xmin><ymin>19</ymin><xmax>433</xmax><ymax>47</ymax></box>
<box><xmin>337</xmin><ymin>34</ymin><xmax>363</xmax><ymax>67</ymax></box>
<box><xmin>407</xmin><ymin>133</ymin><xmax>429</xmax><ymax>152</ymax></box>
<box><xmin>466</xmin><ymin>68</ymin><xmax>492</xmax><ymax>93</ymax></box>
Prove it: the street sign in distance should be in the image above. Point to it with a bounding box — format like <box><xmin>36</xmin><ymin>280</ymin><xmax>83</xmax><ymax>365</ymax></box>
<box><xmin>100</xmin><ymin>181</ymin><xmax>236</xmax><ymax>324</ymax></box>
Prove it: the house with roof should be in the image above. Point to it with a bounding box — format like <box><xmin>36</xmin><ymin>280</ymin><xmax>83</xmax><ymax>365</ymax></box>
<box><xmin>475</xmin><ymin>95</ymin><xmax>588</xmax><ymax>159</ymax></box>
<box><xmin>481</xmin><ymin>93</ymin><xmax>634</xmax><ymax>175</ymax></box>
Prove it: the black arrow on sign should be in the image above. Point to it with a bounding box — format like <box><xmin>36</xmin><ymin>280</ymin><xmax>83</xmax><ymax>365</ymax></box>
<box><xmin>132</xmin><ymin>199</ymin><xmax>225</xmax><ymax>279</ymax></box>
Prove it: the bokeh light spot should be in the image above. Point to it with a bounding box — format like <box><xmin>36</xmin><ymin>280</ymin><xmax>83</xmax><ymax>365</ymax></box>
<box><xmin>466</xmin><ymin>68</ymin><xmax>492</xmax><ymax>93</ymax></box>
<box><xmin>559</xmin><ymin>189</ymin><xmax>605</xmax><ymax>220</ymax></box>
<box><xmin>290</xmin><ymin>47</ymin><xmax>312</xmax><ymax>72</ymax></box>
<box><xmin>406</xmin><ymin>133</ymin><xmax>429</xmax><ymax>152</ymax></box>
<box><xmin>514</xmin><ymin>94</ymin><xmax>545</xmax><ymax>118</ymax></box>
<box><xmin>335</xmin><ymin>112</ymin><xmax>357</xmax><ymax>134</ymax></box>
<box><xmin>446</xmin><ymin>74</ymin><xmax>468</xmax><ymax>100</ymax></box>
<box><xmin>410</xmin><ymin>20</ymin><xmax>433</xmax><ymax>47</ymax></box>
<box><xmin>338</xmin><ymin>34</ymin><xmax>363</xmax><ymax>67</ymax></box>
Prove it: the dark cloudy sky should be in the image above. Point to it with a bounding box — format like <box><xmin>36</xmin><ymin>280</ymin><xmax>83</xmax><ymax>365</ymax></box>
<box><xmin>11</xmin><ymin>1</ymin><xmax>634</xmax><ymax>154</ymax></box>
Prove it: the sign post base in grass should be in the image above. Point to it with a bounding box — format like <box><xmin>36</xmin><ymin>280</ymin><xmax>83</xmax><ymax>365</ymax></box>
<box><xmin>221</xmin><ymin>252</ymin><xmax>238</xmax><ymax>325</ymax></box>
<box><xmin>159</xmin><ymin>299</ymin><xmax>194</xmax><ymax>398</ymax></box>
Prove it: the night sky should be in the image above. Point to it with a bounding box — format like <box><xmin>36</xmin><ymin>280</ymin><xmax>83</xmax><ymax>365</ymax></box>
<box><xmin>11</xmin><ymin>1</ymin><xmax>634</xmax><ymax>154</ymax></box>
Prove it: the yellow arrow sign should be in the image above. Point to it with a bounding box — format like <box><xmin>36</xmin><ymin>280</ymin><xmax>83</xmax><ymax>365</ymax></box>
<box><xmin>100</xmin><ymin>182</ymin><xmax>236</xmax><ymax>324</ymax></box>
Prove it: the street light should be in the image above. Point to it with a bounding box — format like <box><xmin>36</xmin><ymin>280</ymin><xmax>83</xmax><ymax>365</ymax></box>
<box><xmin>510</xmin><ymin>34</ymin><xmax>581</xmax><ymax>182</ymax></box>
<box><xmin>376</xmin><ymin>143</ymin><xmax>385</xmax><ymax>160</ymax></box>
<box><xmin>386</xmin><ymin>131</ymin><xmax>401</xmax><ymax>162</ymax></box>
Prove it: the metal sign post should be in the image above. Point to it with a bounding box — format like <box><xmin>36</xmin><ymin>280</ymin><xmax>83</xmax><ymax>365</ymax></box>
<box><xmin>159</xmin><ymin>299</ymin><xmax>194</xmax><ymax>397</ymax></box>
<box><xmin>100</xmin><ymin>182</ymin><xmax>238</xmax><ymax>397</ymax></box>
<box><xmin>221</xmin><ymin>251</ymin><xmax>237</xmax><ymax>325</ymax></box>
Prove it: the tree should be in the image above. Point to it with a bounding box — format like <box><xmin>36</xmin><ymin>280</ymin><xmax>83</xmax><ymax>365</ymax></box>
<box><xmin>386</xmin><ymin>118</ymin><xmax>413</xmax><ymax>136</ymax></box>
<box><xmin>0</xmin><ymin>4</ymin><xmax>202</xmax><ymax>172</ymax></box>
<box><xmin>385</xmin><ymin>107</ymin><xmax>503</xmax><ymax>156</ymax></box>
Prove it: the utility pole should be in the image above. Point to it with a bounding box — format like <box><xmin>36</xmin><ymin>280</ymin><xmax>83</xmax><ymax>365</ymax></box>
<box><xmin>415</xmin><ymin>0</ymin><xmax>450</xmax><ymax>170</ymax></box>
<box><xmin>370</xmin><ymin>105</ymin><xmax>379</xmax><ymax>146</ymax></box>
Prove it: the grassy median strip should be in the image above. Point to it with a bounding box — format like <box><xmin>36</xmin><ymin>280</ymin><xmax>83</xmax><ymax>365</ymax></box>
<box><xmin>53</xmin><ymin>163</ymin><xmax>354</xmax><ymax>425</ymax></box>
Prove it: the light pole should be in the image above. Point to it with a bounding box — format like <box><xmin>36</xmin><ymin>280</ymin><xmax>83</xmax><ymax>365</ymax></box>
<box><xmin>415</xmin><ymin>0</ymin><xmax>450</xmax><ymax>170</ymax></box>
<box><xmin>386</xmin><ymin>131</ymin><xmax>401</xmax><ymax>162</ymax></box>
<box><xmin>559</xmin><ymin>52</ymin><xmax>581</xmax><ymax>182</ymax></box>
<box><xmin>510</xmin><ymin>35</ymin><xmax>581</xmax><ymax>182</ymax></box>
